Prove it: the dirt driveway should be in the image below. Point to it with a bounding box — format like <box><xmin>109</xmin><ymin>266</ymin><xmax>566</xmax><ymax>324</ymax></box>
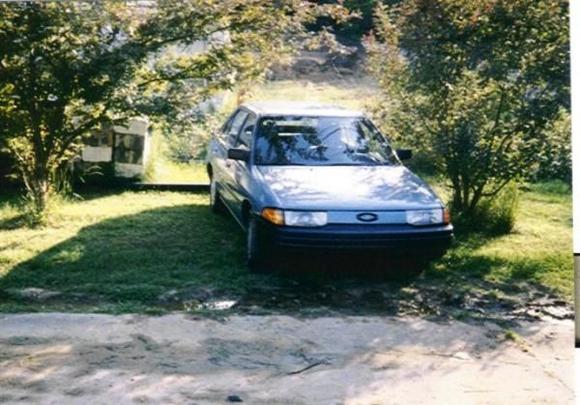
<box><xmin>0</xmin><ymin>313</ymin><xmax>573</xmax><ymax>404</ymax></box>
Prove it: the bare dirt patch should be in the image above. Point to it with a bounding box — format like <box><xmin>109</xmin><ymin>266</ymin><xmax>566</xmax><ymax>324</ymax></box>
<box><xmin>0</xmin><ymin>313</ymin><xmax>573</xmax><ymax>404</ymax></box>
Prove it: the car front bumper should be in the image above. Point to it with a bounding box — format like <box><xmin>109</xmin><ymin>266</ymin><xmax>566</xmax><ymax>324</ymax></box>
<box><xmin>257</xmin><ymin>219</ymin><xmax>454</xmax><ymax>259</ymax></box>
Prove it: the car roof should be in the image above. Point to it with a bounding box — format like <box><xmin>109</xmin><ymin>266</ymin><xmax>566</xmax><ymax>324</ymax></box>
<box><xmin>241</xmin><ymin>101</ymin><xmax>364</xmax><ymax>118</ymax></box>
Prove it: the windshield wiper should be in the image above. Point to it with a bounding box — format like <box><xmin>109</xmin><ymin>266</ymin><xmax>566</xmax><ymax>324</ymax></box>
<box><xmin>260</xmin><ymin>163</ymin><xmax>309</xmax><ymax>166</ymax></box>
<box><xmin>320</xmin><ymin>162</ymin><xmax>389</xmax><ymax>166</ymax></box>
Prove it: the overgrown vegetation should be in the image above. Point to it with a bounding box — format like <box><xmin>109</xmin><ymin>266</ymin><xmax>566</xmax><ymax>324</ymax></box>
<box><xmin>0</xmin><ymin>1</ymin><xmax>349</xmax><ymax>222</ymax></box>
<box><xmin>366</xmin><ymin>0</ymin><xmax>570</xmax><ymax>220</ymax></box>
<box><xmin>0</xmin><ymin>180</ymin><xmax>571</xmax><ymax>314</ymax></box>
<box><xmin>534</xmin><ymin>108</ymin><xmax>572</xmax><ymax>183</ymax></box>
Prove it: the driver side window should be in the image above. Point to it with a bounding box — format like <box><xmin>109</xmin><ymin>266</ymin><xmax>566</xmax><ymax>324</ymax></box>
<box><xmin>236</xmin><ymin>114</ymin><xmax>257</xmax><ymax>149</ymax></box>
<box><xmin>226</xmin><ymin>110</ymin><xmax>249</xmax><ymax>146</ymax></box>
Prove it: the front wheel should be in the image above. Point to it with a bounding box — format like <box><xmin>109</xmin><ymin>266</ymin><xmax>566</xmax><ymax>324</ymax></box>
<box><xmin>246</xmin><ymin>217</ymin><xmax>270</xmax><ymax>273</ymax></box>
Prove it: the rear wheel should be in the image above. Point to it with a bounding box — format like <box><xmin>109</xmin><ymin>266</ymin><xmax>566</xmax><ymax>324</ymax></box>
<box><xmin>246</xmin><ymin>217</ymin><xmax>270</xmax><ymax>273</ymax></box>
<box><xmin>209</xmin><ymin>176</ymin><xmax>226</xmax><ymax>214</ymax></box>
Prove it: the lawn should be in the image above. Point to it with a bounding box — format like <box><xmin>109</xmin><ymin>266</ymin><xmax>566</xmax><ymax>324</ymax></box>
<box><xmin>0</xmin><ymin>191</ymin><xmax>246</xmax><ymax>313</ymax></box>
<box><xmin>0</xmin><ymin>180</ymin><xmax>572</xmax><ymax>316</ymax></box>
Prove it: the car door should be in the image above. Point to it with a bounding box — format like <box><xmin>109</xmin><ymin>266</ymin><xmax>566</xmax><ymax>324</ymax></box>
<box><xmin>209</xmin><ymin>109</ymin><xmax>245</xmax><ymax>210</ymax></box>
<box><xmin>227</xmin><ymin>112</ymin><xmax>257</xmax><ymax>221</ymax></box>
<box><xmin>217</xmin><ymin>109</ymin><xmax>249</xmax><ymax>213</ymax></box>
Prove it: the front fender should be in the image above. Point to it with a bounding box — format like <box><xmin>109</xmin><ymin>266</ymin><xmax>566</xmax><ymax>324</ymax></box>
<box><xmin>248</xmin><ymin>166</ymin><xmax>284</xmax><ymax>216</ymax></box>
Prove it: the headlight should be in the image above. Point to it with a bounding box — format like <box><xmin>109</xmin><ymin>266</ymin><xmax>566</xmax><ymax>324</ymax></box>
<box><xmin>406</xmin><ymin>208</ymin><xmax>444</xmax><ymax>226</ymax></box>
<box><xmin>284</xmin><ymin>210</ymin><xmax>328</xmax><ymax>227</ymax></box>
<box><xmin>284</xmin><ymin>211</ymin><xmax>328</xmax><ymax>226</ymax></box>
<box><xmin>261</xmin><ymin>208</ymin><xmax>328</xmax><ymax>227</ymax></box>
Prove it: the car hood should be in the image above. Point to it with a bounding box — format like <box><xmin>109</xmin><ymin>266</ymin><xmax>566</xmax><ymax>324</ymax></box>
<box><xmin>256</xmin><ymin>165</ymin><xmax>442</xmax><ymax>210</ymax></box>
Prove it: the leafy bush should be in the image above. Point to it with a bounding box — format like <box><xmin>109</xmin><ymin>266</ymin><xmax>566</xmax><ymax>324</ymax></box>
<box><xmin>161</xmin><ymin>112</ymin><xmax>223</xmax><ymax>162</ymax></box>
<box><xmin>366</xmin><ymin>0</ymin><xmax>570</xmax><ymax>219</ymax></box>
<box><xmin>534</xmin><ymin>109</ymin><xmax>571</xmax><ymax>183</ymax></box>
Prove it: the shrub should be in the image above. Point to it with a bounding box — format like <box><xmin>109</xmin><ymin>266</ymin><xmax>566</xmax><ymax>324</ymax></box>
<box><xmin>366</xmin><ymin>0</ymin><xmax>569</xmax><ymax>219</ymax></box>
<box><xmin>454</xmin><ymin>182</ymin><xmax>520</xmax><ymax>235</ymax></box>
<box><xmin>161</xmin><ymin>112</ymin><xmax>222</xmax><ymax>162</ymax></box>
<box><xmin>534</xmin><ymin>109</ymin><xmax>571</xmax><ymax>184</ymax></box>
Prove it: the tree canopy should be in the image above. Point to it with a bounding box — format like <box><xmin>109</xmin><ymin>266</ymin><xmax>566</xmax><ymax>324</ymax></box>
<box><xmin>367</xmin><ymin>0</ymin><xmax>569</xmax><ymax>215</ymax></box>
<box><xmin>0</xmin><ymin>0</ymin><xmax>348</xmax><ymax>221</ymax></box>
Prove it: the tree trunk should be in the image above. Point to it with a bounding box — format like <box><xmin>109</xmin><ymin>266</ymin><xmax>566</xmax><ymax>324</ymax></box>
<box><xmin>30</xmin><ymin>176</ymin><xmax>49</xmax><ymax>216</ymax></box>
<box><xmin>22</xmin><ymin>157</ymin><xmax>51</xmax><ymax>224</ymax></box>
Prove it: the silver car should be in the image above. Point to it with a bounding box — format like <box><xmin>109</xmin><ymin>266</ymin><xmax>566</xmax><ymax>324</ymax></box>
<box><xmin>206</xmin><ymin>102</ymin><xmax>453</xmax><ymax>272</ymax></box>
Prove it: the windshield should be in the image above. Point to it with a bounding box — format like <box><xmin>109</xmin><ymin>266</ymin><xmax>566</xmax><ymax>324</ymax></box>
<box><xmin>254</xmin><ymin>116</ymin><xmax>398</xmax><ymax>166</ymax></box>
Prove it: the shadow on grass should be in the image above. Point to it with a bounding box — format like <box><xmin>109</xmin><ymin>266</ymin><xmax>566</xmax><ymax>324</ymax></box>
<box><xmin>0</xmin><ymin>213</ymin><xmax>28</xmax><ymax>230</ymax></box>
<box><xmin>0</xmin><ymin>202</ymin><xmax>571</xmax><ymax>323</ymax></box>
<box><xmin>0</xmin><ymin>203</ymin><xmax>244</xmax><ymax>302</ymax></box>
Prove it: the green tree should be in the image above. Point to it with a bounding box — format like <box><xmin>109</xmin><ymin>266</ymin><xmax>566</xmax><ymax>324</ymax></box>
<box><xmin>367</xmin><ymin>0</ymin><xmax>569</xmax><ymax>216</ymax></box>
<box><xmin>0</xmin><ymin>0</ymin><xmax>348</xmax><ymax>222</ymax></box>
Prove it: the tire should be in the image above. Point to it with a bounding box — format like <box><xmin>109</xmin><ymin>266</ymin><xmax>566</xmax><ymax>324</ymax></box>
<box><xmin>246</xmin><ymin>217</ymin><xmax>270</xmax><ymax>273</ymax></box>
<box><xmin>209</xmin><ymin>176</ymin><xmax>226</xmax><ymax>215</ymax></box>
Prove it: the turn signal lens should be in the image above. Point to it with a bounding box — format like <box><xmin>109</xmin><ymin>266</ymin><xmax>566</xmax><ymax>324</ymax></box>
<box><xmin>261</xmin><ymin>208</ymin><xmax>285</xmax><ymax>225</ymax></box>
<box><xmin>443</xmin><ymin>208</ymin><xmax>451</xmax><ymax>225</ymax></box>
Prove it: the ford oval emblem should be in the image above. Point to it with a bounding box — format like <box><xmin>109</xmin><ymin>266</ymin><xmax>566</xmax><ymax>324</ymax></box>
<box><xmin>357</xmin><ymin>213</ymin><xmax>378</xmax><ymax>222</ymax></box>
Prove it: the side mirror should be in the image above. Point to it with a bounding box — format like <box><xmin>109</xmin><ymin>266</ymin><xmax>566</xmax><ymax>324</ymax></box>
<box><xmin>396</xmin><ymin>149</ymin><xmax>412</xmax><ymax>161</ymax></box>
<box><xmin>227</xmin><ymin>148</ymin><xmax>250</xmax><ymax>162</ymax></box>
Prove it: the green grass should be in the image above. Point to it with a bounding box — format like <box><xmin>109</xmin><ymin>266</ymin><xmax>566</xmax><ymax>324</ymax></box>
<box><xmin>0</xmin><ymin>179</ymin><xmax>572</xmax><ymax>314</ymax></box>
<box><xmin>145</xmin><ymin>159</ymin><xmax>209</xmax><ymax>184</ymax></box>
<box><xmin>0</xmin><ymin>191</ymin><xmax>247</xmax><ymax>312</ymax></box>
<box><xmin>427</xmin><ymin>181</ymin><xmax>572</xmax><ymax>297</ymax></box>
